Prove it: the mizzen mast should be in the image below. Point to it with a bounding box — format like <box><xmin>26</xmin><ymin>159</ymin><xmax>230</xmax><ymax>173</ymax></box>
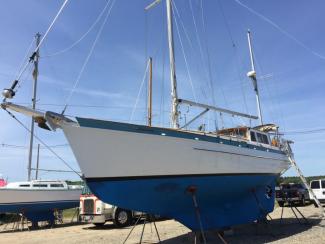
<box><xmin>247</xmin><ymin>30</ymin><xmax>263</xmax><ymax>125</ymax></box>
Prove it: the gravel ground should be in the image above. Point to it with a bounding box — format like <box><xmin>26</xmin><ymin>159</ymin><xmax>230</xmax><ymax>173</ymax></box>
<box><xmin>0</xmin><ymin>204</ymin><xmax>324</xmax><ymax>244</ymax></box>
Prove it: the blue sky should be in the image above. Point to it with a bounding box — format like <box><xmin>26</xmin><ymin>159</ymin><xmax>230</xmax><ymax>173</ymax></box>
<box><xmin>0</xmin><ymin>0</ymin><xmax>324</xmax><ymax>181</ymax></box>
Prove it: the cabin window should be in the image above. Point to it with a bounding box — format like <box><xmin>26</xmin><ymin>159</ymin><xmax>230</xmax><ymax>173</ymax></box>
<box><xmin>250</xmin><ymin>131</ymin><xmax>256</xmax><ymax>142</ymax></box>
<box><xmin>256</xmin><ymin>133</ymin><xmax>269</xmax><ymax>145</ymax></box>
<box><xmin>50</xmin><ymin>184</ymin><xmax>64</xmax><ymax>188</ymax></box>
<box><xmin>261</xmin><ymin>134</ymin><xmax>269</xmax><ymax>144</ymax></box>
<box><xmin>33</xmin><ymin>184</ymin><xmax>48</xmax><ymax>188</ymax></box>
<box><xmin>19</xmin><ymin>184</ymin><xmax>30</xmax><ymax>187</ymax></box>
<box><xmin>311</xmin><ymin>181</ymin><xmax>320</xmax><ymax>189</ymax></box>
<box><xmin>322</xmin><ymin>180</ymin><xmax>325</xmax><ymax>189</ymax></box>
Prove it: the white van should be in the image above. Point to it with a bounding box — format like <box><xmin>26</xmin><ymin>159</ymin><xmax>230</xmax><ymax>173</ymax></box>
<box><xmin>310</xmin><ymin>179</ymin><xmax>325</xmax><ymax>205</ymax></box>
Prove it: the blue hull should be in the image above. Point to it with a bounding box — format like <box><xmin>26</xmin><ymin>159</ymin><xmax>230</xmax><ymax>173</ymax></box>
<box><xmin>0</xmin><ymin>200</ymin><xmax>79</xmax><ymax>222</ymax></box>
<box><xmin>86</xmin><ymin>174</ymin><xmax>277</xmax><ymax>230</ymax></box>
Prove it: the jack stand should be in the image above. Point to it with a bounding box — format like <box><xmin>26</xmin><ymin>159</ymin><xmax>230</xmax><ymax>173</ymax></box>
<box><xmin>280</xmin><ymin>201</ymin><xmax>308</xmax><ymax>225</ymax></box>
<box><xmin>216</xmin><ymin>231</ymin><xmax>228</xmax><ymax>244</ymax></box>
<box><xmin>55</xmin><ymin>210</ymin><xmax>63</xmax><ymax>225</ymax></box>
<box><xmin>123</xmin><ymin>214</ymin><xmax>161</xmax><ymax>244</ymax></box>
<box><xmin>251</xmin><ymin>189</ymin><xmax>272</xmax><ymax>221</ymax></box>
<box><xmin>70</xmin><ymin>208</ymin><xmax>80</xmax><ymax>223</ymax></box>
<box><xmin>187</xmin><ymin>186</ymin><xmax>207</xmax><ymax>244</ymax></box>
<box><xmin>14</xmin><ymin>213</ymin><xmax>30</xmax><ymax>231</ymax></box>
<box><xmin>251</xmin><ymin>189</ymin><xmax>277</xmax><ymax>237</ymax></box>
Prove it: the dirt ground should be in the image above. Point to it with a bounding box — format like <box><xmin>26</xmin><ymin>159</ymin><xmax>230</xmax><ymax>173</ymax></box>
<box><xmin>0</xmin><ymin>204</ymin><xmax>324</xmax><ymax>244</ymax></box>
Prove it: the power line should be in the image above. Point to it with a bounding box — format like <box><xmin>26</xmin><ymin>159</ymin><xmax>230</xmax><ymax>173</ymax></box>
<box><xmin>1</xmin><ymin>143</ymin><xmax>69</xmax><ymax>149</ymax></box>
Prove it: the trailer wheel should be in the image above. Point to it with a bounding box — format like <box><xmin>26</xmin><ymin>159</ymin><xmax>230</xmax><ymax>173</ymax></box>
<box><xmin>113</xmin><ymin>208</ymin><xmax>132</xmax><ymax>227</ymax></box>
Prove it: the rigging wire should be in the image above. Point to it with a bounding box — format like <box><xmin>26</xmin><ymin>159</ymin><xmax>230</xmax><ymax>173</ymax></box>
<box><xmin>129</xmin><ymin>59</ymin><xmax>150</xmax><ymax>122</ymax></box>
<box><xmin>234</xmin><ymin>0</ymin><xmax>325</xmax><ymax>61</ymax></box>
<box><xmin>5</xmin><ymin>0</ymin><xmax>70</xmax><ymax>97</ymax></box>
<box><xmin>253</xmin><ymin>46</ymin><xmax>278</xmax><ymax>124</ymax></box>
<box><xmin>43</xmin><ymin>0</ymin><xmax>112</xmax><ymax>58</ymax></box>
<box><xmin>61</xmin><ymin>0</ymin><xmax>115</xmax><ymax>115</ymax></box>
<box><xmin>3</xmin><ymin>109</ymin><xmax>81</xmax><ymax>177</ymax></box>
<box><xmin>172</xmin><ymin>1</ymin><xmax>198</xmax><ymax>103</ymax></box>
<box><xmin>199</xmin><ymin>0</ymin><xmax>220</xmax><ymax>130</ymax></box>
<box><xmin>13</xmin><ymin>38</ymin><xmax>35</xmax><ymax>80</ymax></box>
<box><xmin>171</xmin><ymin>2</ymin><xmax>195</xmax><ymax>51</ymax></box>
<box><xmin>216</xmin><ymin>0</ymin><xmax>249</xmax><ymax>121</ymax></box>
<box><xmin>189</xmin><ymin>0</ymin><xmax>210</xmax><ymax>102</ymax></box>
<box><xmin>189</xmin><ymin>0</ymin><xmax>205</xmax><ymax>69</ymax></box>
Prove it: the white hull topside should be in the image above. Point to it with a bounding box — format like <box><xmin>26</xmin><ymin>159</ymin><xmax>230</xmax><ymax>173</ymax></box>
<box><xmin>61</xmin><ymin>119</ymin><xmax>291</xmax><ymax>179</ymax></box>
<box><xmin>0</xmin><ymin>188</ymin><xmax>81</xmax><ymax>205</ymax></box>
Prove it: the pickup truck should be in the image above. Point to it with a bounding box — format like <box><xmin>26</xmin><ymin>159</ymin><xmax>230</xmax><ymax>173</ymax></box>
<box><xmin>309</xmin><ymin>179</ymin><xmax>325</xmax><ymax>206</ymax></box>
<box><xmin>276</xmin><ymin>183</ymin><xmax>310</xmax><ymax>207</ymax></box>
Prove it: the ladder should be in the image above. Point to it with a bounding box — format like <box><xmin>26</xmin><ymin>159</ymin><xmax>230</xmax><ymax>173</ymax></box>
<box><xmin>285</xmin><ymin>142</ymin><xmax>325</xmax><ymax>218</ymax></box>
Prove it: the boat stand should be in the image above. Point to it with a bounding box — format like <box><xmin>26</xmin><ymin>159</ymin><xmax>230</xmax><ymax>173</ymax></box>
<box><xmin>251</xmin><ymin>189</ymin><xmax>273</xmax><ymax>221</ymax></box>
<box><xmin>70</xmin><ymin>207</ymin><xmax>80</xmax><ymax>223</ymax></box>
<box><xmin>54</xmin><ymin>210</ymin><xmax>63</xmax><ymax>225</ymax></box>
<box><xmin>2</xmin><ymin>213</ymin><xmax>30</xmax><ymax>232</ymax></box>
<box><xmin>186</xmin><ymin>186</ymin><xmax>228</xmax><ymax>244</ymax></box>
<box><xmin>123</xmin><ymin>214</ymin><xmax>161</xmax><ymax>244</ymax></box>
<box><xmin>187</xmin><ymin>186</ymin><xmax>207</xmax><ymax>244</ymax></box>
<box><xmin>280</xmin><ymin>202</ymin><xmax>309</xmax><ymax>225</ymax></box>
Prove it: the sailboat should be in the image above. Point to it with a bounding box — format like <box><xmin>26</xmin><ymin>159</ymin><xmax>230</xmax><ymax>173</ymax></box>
<box><xmin>1</xmin><ymin>1</ymin><xmax>292</xmax><ymax>230</ymax></box>
<box><xmin>0</xmin><ymin>33</ymin><xmax>81</xmax><ymax>225</ymax></box>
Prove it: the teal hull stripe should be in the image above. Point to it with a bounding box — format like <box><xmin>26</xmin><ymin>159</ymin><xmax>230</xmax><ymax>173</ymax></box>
<box><xmin>76</xmin><ymin>117</ymin><xmax>284</xmax><ymax>155</ymax></box>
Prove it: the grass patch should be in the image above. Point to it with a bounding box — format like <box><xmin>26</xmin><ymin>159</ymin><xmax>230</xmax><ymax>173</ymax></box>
<box><xmin>63</xmin><ymin>208</ymin><xmax>79</xmax><ymax>219</ymax></box>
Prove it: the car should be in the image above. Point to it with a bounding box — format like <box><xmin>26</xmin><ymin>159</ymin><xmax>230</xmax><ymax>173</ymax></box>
<box><xmin>309</xmin><ymin>179</ymin><xmax>325</xmax><ymax>206</ymax></box>
<box><xmin>276</xmin><ymin>183</ymin><xmax>310</xmax><ymax>207</ymax></box>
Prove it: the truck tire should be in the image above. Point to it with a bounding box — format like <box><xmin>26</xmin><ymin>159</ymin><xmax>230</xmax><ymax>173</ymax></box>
<box><xmin>113</xmin><ymin>208</ymin><xmax>132</xmax><ymax>228</ymax></box>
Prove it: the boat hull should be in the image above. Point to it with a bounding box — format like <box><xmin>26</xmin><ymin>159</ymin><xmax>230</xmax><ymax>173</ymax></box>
<box><xmin>86</xmin><ymin>174</ymin><xmax>277</xmax><ymax>230</ymax></box>
<box><xmin>60</xmin><ymin>117</ymin><xmax>290</xmax><ymax>230</ymax></box>
<box><xmin>0</xmin><ymin>189</ymin><xmax>81</xmax><ymax>222</ymax></box>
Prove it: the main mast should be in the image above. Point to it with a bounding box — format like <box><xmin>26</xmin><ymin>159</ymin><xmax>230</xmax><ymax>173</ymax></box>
<box><xmin>27</xmin><ymin>33</ymin><xmax>41</xmax><ymax>181</ymax></box>
<box><xmin>166</xmin><ymin>0</ymin><xmax>179</xmax><ymax>129</ymax></box>
<box><xmin>247</xmin><ymin>30</ymin><xmax>263</xmax><ymax>125</ymax></box>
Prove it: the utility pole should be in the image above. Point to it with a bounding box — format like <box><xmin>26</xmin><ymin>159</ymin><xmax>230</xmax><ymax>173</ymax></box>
<box><xmin>148</xmin><ymin>57</ymin><xmax>153</xmax><ymax>126</ymax></box>
<box><xmin>27</xmin><ymin>33</ymin><xmax>41</xmax><ymax>181</ymax></box>
<box><xmin>247</xmin><ymin>30</ymin><xmax>263</xmax><ymax>125</ymax></box>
